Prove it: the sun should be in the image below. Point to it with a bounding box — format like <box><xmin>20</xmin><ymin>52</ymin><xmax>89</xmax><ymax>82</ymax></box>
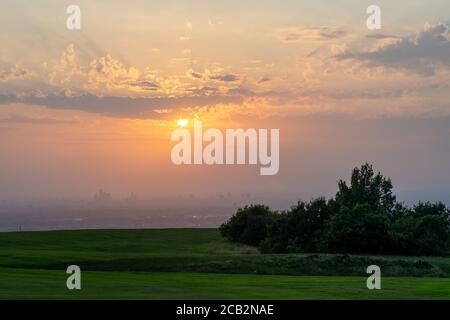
<box><xmin>177</xmin><ymin>118</ymin><xmax>188</xmax><ymax>127</ymax></box>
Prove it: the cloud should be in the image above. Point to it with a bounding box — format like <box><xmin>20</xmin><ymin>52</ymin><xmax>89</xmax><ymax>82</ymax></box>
<box><xmin>209</xmin><ymin>74</ymin><xmax>239</xmax><ymax>82</ymax></box>
<box><xmin>128</xmin><ymin>81</ymin><xmax>160</xmax><ymax>91</ymax></box>
<box><xmin>258</xmin><ymin>77</ymin><xmax>271</xmax><ymax>83</ymax></box>
<box><xmin>48</xmin><ymin>44</ymin><xmax>82</xmax><ymax>84</ymax></box>
<box><xmin>0</xmin><ymin>93</ymin><xmax>244</xmax><ymax>119</ymax></box>
<box><xmin>0</xmin><ymin>115</ymin><xmax>75</xmax><ymax>125</ymax></box>
<box><xmin>0</xmin><ymin>65</ymin><xmax>29</xmax><ymax>82</ymax></box>
<box><xmin>365</xmin><ymin>34</ymin><xmax>401</xmax><ymax>40</ymax></box>
<box><xmin>48</xmin><ymin>44</ymin><xmax>144</xmax><ymax>91</ymax></box>
<box><xmin>277</xmin><ymin>26</ymin><xmax>347</xmax><ymax>43</ymax></box>
<box><xmin>87</xmin><ymin>55</ymin><xmax>140</xmax><ymax>89</ymax></box>
<box><xmin>187</xmin><ymin>69</ymin><xmax>240</xmax><ymax>82</ymax></box>
<box><xmin>0</xmin><ymin>94</ymin><xmax>19</xmax><ymax>104</ymax></box>
<box><xmin>187</xmin><ymin>69</ymin><xmax>203</xmax><ymax>79</ymax></box>
<box><xmin>187</xmin><ymin>86</ymin><xmax>219</xmax><ymax>95</ymax></box>
<box><xmin>47</xmin><ymin>46</ymin><xmax>190</xmax><ymax>95</ymax></box>
<box><xmin>337</xmin><ymin>23</ymin><xmax>450</xmax><ymax>76</ymax></box>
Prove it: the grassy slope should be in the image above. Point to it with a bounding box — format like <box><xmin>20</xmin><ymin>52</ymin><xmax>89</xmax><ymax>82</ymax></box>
<box><xmin>1</xmin><ymin>228</ymin><xmax>449</xmax><ymax>276</ymax></box>
<box><xmin>1</xmin><ymin>228</ymin><xmax>450</xmax><ymax>299</ymax></box>
<box><xmin>2</xmin><ymin>268</ymin><xmax>450</xmax><ymax>300</ymax></box>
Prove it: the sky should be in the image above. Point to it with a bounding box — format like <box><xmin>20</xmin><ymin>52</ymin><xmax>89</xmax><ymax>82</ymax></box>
<box><xmin>0</xmin><ymin>0</ymin><xmax>450</xmax><ymax>206</ymax></box>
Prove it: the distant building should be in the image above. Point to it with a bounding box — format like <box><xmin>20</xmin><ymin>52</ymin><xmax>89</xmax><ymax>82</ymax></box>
<box><xmin>93</xmin><ymin>189</ymin><xmax>111</xmax><ymax>202</ymax></box>
<box><xmin>125</xmin><ymin>192</ymin><xmax>137</xmax><ymax>202</ymax></box>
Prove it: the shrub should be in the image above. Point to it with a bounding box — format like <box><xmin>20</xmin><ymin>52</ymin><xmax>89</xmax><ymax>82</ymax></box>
<box><xmin>219</xmin><ymin>205</ymin><xmax>274</xmax><ymax>246</ymax></box>
<box><xmin>261</xmin><ymin>197</ymin><xmax>333</xmax><ymax>253</ymax></box>
<box><xmin>321</xmin><ymin>203</ymin><xmax>391</xmax><ymax>254</ymax></box>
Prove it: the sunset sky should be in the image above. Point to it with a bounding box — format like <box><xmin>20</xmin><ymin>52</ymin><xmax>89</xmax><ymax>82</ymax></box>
<box><xmin>1</xmin><ymin>0</ymin><xmax>450</xmax><ymax>206</ymax></box>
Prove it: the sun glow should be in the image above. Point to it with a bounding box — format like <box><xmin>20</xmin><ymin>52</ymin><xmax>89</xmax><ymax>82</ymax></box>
<box><xmin>177</xmin><ymin>118</ymin><xmax>188</xmax><ymax>127</ymax></box>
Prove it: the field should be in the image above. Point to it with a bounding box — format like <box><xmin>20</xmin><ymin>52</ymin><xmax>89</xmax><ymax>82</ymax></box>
<box><xmin>1</xmin><ymin>228</ymin><xmax>450</xmax><ymax>299</ymax></box>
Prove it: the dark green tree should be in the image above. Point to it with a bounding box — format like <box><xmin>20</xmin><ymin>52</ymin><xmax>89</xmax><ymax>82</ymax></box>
<box><xmin>390</xmin><ymin>202</ymin><xmax>450</xmax><ymax>255</ymax></box>
<box><xmin>219</xmin><ymin>204</ymin><xmax>274</xmax><ymax>246</ymax></box>
<box><xmin>220</xmin><ymin>164</ymin><xmax>450</xmax><ymax>256</ymax></box>
<box><xmin>413</xmin><ymin>201</ymin><xmax>449</xmax><ymax>218</ymax></box>
<box><xmin>261</xmin><ymin>197</ymin><xmax>333</xmax><ymax>253</ymax></box>
<box><xmin>321</xmin><ymin>203</ymin><xmax>391</xmax><ymax>254</ymax></box>
<box><xmin>335</xmin><ymin>163</ymin><xmax>396</xmax><ymax>213</ymax></box>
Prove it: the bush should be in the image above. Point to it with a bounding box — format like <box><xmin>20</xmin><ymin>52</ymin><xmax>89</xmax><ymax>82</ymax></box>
<box><xmin>411</xmin><ymin>214</ymin><xmax>449</xmax><ymax>256</ymax></box>
<box><xmin>390</xmin><ymin>202</ymin><xmax>450</xmax><ymax>255</ymax></box>
<box><xmin>261</xmin><ymin>197</ymin><xmax>333</xmax><ymax>253</ymax></box>
<box><xmin>321</xmin><ymin>203</ymin><xmax>391</xmax><ymax>254</ymax></box>
<box><xmin>219</xmin><ymin>205</ymin><xmax>274</xmax><ymax>246</ymax></box>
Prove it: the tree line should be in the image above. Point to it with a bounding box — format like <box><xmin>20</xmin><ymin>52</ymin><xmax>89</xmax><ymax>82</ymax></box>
<box><xmin>220</xmin><ymin>163</ymin><xmax>450</xmax><ymax>256</ymax></box>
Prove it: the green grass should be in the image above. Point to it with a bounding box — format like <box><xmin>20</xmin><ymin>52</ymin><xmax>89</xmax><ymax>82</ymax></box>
<box><xmin>0</xmin><ymin>229</ymin><xmax>242</xmax><ymax>266</ymax></box>
<box><xmin>1</xmin><ymin>228</ymin><xmax>450</xmax><ymax>299</ymax></box>
<box><xmin>0</xmin><ymin>228</ymin><xmax>447</xmax><ymax>276</ymax></box>
<box><xmin>2</xmin><ymin>268</ymin><xmax>450</xmax><ymax>300</ymax></box>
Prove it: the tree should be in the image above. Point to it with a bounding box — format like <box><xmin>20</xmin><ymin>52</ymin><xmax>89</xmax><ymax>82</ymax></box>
<box><xmin>219</xmin><ymin>205</ymin><xmax>274</xmax><ymax>246</ymax></box>
<box><xmin>413</xmin><ymin>214</ymin><xmax>450</xmax><ymax>256</ymax></box>
<box><xmin>390</xmin><ymin>202</ymin><xmax>450</xmax><ymax>255</ymax></box>
<box><xmin>259</xmin><ymin>212</ymin><xmax>291</xmax><ymax>253</ymax></box>
<box><xmin>261</xmin><ymin>198</ymin><xmax>333</xmax><ymax>253</ymax></box>
<box><xmin>413</xmin><ymin>201</ymin><xmax>449</xmax><ymax>218</ymax></box>
<box><xmin>321</xmin><ymin>203</ymin><xmax>391</xmax><ymax>254</ymax></box>
<box><xmin>335</xmin><ymin>163</ymin><xmax>396</xmax><ymax>213</ymax></box>
<box><xmin>220</xmin><ymin>164</ymin><xmax>450</xmax><ymax>257</ymax></box>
